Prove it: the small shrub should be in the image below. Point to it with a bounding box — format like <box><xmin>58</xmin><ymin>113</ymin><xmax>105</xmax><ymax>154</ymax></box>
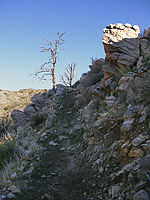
<box><xmin>0</xmin><ymin>118</ymin><xmax>11</xmax><ymax>133</ymax></box>
<box><xmin>30</xmin><ymin>113</ymin><xmax>47</xmax><ymax>127</ymax></box>
<box><xmin>141</xmin><ymin>27</ymin><xmax>150</xmax><ymax>40</ymax></box>
<box><xmin>0</xmin><ymin>134</ymin><xmax>15</xmax><ymax>170</ymax></box>
<box><xmin>113</xmin><ymin>66</ymin><xmax>132</xmax><ymax>81</ymax></box>
<box><xmin>138</xmin><ymin>75</ymin><xmax>150</xmax><ymax>105</ymax></box>
<box><xmin>143</xmin><ymin>57</ymin><xmax>150</xmax><ymax>69</ymax></box>
<box><xmin>140</xmin><ymin>155</ymin><xmax>150</xmax><ymax>183</ymax></box>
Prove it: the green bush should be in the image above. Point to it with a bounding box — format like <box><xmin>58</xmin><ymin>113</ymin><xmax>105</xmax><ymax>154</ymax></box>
<box><xmin>141</xmin><ymin>27</ymin><xmax>150</xmax><ymax>39</ymax></box>
<box><xmin>0</xmin><ymin>118</ymin><xmax>11</xmax><ymax>133</ymax></box>
<box><xmin>138</xmin><ymin>75</ymin><xmax>150</xmax><ymax>105</ymax></box>
<box><xmin>144</xmin><ymin>57</ymin><xmax>150</xmax><ymax>69</ymax></box>
<box><xmin>112</xmin><ymin>66</ymin><xmax>132</xmax><ymax>81</ymax></box>
<box><xmin>30</xmin><ymin>113</ymin><xmax>47</xmax><ymax>127</ymax></box>
<box><xmin>0</xmin><ymin>134</ymin><xmax>15</xmax><ymax>170</ymax></box>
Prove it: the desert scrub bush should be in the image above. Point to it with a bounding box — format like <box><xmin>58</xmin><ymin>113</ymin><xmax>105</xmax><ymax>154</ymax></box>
<box><xmin>30</xmin><ymin>113</ymin><xmax>47</xmax><ymax>127</ymax></box>
<box><xmin>141</xmin><ymin>27</ymin><xmax>150</xmax><ymax>40</ymax></box>
<box><xmin>0</xmin><ymin>133</ymin><xmax>16</xmax><ymax>170</ymax></box>
<box><xmin>140</xmin><ymin>155</ymin><xmax>150</xmax><ymax>183</ymax></box>
<box><xmin>0</xmin><ymin>117</ymin><xmax>11</xmax><ymax>133</ymax></box>
<box><xmin>143</xmin><ymin>57</ymin><xmax>150</xmax><ymax>69</ymax></box>
<box><xmin>112</xmin><ymin>66</ymin><xmax>132</xmax><ymax>81</ymax></box>
<box><xmin>138</xmin><ymin>75</ymin><xmax>150</xmax><ymax>105</ymax></box>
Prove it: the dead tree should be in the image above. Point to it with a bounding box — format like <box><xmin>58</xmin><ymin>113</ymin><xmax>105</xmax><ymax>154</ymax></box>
<box><xmin>33</xmin><ymin>31</ymin><xmax>66</xmax><ymax>89</ymax></box>
<box><xmin>60</xmin><ymin>63</ymin><xmax>77</xmax><ymax>87</ymax></box>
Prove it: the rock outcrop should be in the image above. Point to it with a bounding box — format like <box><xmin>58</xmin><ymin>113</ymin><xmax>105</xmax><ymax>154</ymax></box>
<box><xmin>103</xmin><ymin>23</ymin><xmax>140</xmax><ymax>67</ymax></box>
<box><xmin>140</xmin><ymin>26</ymin><xmax>150</xmax><ymax>58</ymax></box>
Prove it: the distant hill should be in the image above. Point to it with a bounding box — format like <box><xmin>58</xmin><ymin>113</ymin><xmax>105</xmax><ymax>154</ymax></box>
<box><xmin>0</xmin><ymin>88</ymin><xmax>47</xmax><ymax>120</ymax></box>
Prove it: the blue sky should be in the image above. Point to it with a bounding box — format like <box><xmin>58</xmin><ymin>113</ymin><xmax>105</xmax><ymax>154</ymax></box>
<box><xmin>0</xmin><ymin>0</ymin><xmax>150</xmax><ymax>91</ymax></box>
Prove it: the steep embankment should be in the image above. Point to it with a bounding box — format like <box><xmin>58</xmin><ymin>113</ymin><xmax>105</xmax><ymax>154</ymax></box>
<box><xmin>0</xmin><ymin>23</ymin><xmax>150</xmax><ymax>200</ymax></box>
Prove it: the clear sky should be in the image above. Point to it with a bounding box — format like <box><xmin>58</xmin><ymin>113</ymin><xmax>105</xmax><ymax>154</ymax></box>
<box><xmin>0</xmin><ymin>0</ymin><xmax>150</xmax><ymax>91</ymax></box>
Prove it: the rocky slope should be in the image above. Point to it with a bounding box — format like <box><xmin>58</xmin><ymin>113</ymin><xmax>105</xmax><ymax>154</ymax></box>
<box><xmin>0</xmin><ymin>23</ymin><xmax>150</xmax><ymax>200</ymax></box>
<box><xmin>0</xmin><ymin>89</ymin><xmax>47</xmax><ymax>131</ymax></box>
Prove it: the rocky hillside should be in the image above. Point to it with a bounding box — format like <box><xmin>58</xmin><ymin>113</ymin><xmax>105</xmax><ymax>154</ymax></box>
<box><xmin>0</xmin><ymin>23</ymin><xmax>150</xmax><ymax>200</ymax></box>
<box><xmin>0</xmin><ymin>89</ymin><xmax>47</xmax><ymax>131</ymax></box>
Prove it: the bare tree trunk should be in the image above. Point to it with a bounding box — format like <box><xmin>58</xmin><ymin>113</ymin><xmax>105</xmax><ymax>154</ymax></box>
<box><xmin>52</xmin><ymin>68</ymin><xmax>56</xmax><ymax>89</ymax></box>
<box><xmin>33</xmin><ymin>32</ymin><xmax>66</xmax><ymax>89</ymax></box>
<box><xmin>52</xmin><ymin>58</ymin><xmax>56</xmax><ymax>89</ymax></box>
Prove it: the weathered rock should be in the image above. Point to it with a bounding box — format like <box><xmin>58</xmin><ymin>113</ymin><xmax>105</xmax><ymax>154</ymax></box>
<box><xmin>49</xmin><ymin>141</ymin><xmax>58</xmax><ymax>146</ymax></box>
<box><xmin>105</xmin><ymin>95</ymin><xmax>116</xmax><ymax>109</ymax></box>
<box><xmin>118</xmin><ymin>76</ymin><xmax>134</xmax><ymax>92</ymax></box>
<box><xmin>141</xmin><ymin>140</ymin><xmax>150</xmax><ymax>151</ymax></box>
<box><xmin>110</xmin><ymin>185</ymin><xmax>122</xmax><ymax>198</ymax></box>
<box><xmin>93</xmin><ymin>89</ymin><xmax>105</xmax><ymax>99</ymax></box>
<box><xmin>131</xmin><ymin>134</ymin><xmax>150</xmax><ymax>146</ymax></box>
<box><xmin>11</xmin><ymin>109</ymin><xmax>26</xmax><ymax>122</ymax></box>
<box><xmin>102</xmin><ymin>61</ymin><xmax>116</xmax><ymax>82</ymax></box>
<box><xmin>121</xmin><ymin>118</ymin><xmax>134</xmax><ymax>132</ymax></box>
<box><xmin>120</xmin><ymin>141</ymin><xmax>130</xmax><ymax>154</ymax></box>
<box><xmin>128</xmin><ymin>147</ymin><xmax>144</xmax><ymax>158</ymax></box>
<box><xmin>10</xmin><ymin>172</ymin><xmax>17</xmax><ymax>179</ymax></box>
<box><xmin>31</xmin><ymin>93</ymin><xmax>45</xmax><ymax>107</ymax></box>
<box><xmin>88</xmin><ymin>137</ymin><xmax>95</xmax><ymax>145</ymax></box>
<box><xmin>122</xmin><ymin>162</ymin><xmax>135</xmax><ymax>172</ymax></box>
<box><xmin>11</xmin><ymin>109</ymin><xmax>27</xmax><ymax>127</ymax></box>
<box><xmin>137</xmin><ymin>56</ymin><xmax>144</xmax><ymax>69</ymax></box>
<box><xmin>7</xmin><ymin>193</ymin><xmax>16</xmax><ymax>199</ymax></box>
<box><xmin>3</xmin><ymin>180</ymin><xmax>12</xmax><ymax>188</ymax></box>
<box><xmin>8</xmin><ymin>185</ymin><xmax>21</xmax><ymax>194</ymax></box>
<box><xmin>44</xmin><ymin>193</ymin><xmax>54</xmax><ymax>200</ymax></box>
<box><xmin>140</xmin><ymin>39</ymin><xmax>150</xmax><ymax>58</ymax></box>
<box><xmin>24</xmin><ymin>103</ymin><xmax>38</xmax><ymax>116</ymax></box>
<box><xmin>135</xmin><ymin>182</ymin><xmax>147</xmax><ymax>191</ymax></box>
<box><xmin>103</xmin><ymin>23</ymin><xmax>140</xmax><ymax>67</ymax></box>
<box><xmin>123</xmin><ymin>105</ymin><xmax>139</xmax><ymax>120</ymax></box>
<box><xmin>140</xmin><ymin>27</ymin><xmax>150</xmax><ymax>58</ymax></box>
<box><xmin>23</xmin><ymin>167</ymin><xmax>34</xmax><ymax>176</ymax></box>
<box><xmin>133</xmin><ymin>189</ymin><xmax>149</xmax><ymax>200</ymax></box>
<box><xmin>46</xmin><ymin>89</ymin><xmax>56</xmax><ymax>98</ymax></box>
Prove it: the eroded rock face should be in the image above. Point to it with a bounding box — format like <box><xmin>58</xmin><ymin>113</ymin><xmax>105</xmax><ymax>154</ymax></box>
<box><xmin>140</xmin><ymin>27</ymin><xmax>150</xmax><ymax>58</ymax></box>
<box><xmin>103</xmin><ymin>23</ymin><xmax>140</xmax><ymax>67</ymax></box>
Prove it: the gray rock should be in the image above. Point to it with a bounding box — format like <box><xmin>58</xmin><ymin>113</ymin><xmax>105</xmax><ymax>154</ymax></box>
<box><xmin>105</xmin><ymin>95</ymin><xmax>116</xmax><ymax>109</ymax></box>
<box><xmin>8</xmin><ymin>185</ymin><xmax>21</xmax><ymax>194</ymax></box>
<box><xmin>131</xmin><ymin>134</ymin><xmax>150</xmax><ymax>146</ymax></box>
<box><xmin>31</xmin><ymin>93</ymin><xmax>45</xmax><ymax>107</ymax></box>
<box><xmin>103</xmin><ymin>23</ymin><xmax>140</xmax><ymax>67</ymax></box>
<box><xmin>123</xmin><ymin>105</ymin><xmax>139</xmax><ymax>120</ymax></box>
<box><xmin>24</xmin><ymin>103</ymin><xmax>38</xmax><ymax>116</ymax></box>
<box><xmin>10</xmin><ymin>172</ymin><xmax>17</xmax><ymax>179</ymax></box>
<box><xmin>7</xmin><ymin>193</ymin><xmax>16</xmax><ymax>199</ymax></box>
<box><xmin>140</xmin><ymin>27</ymin><xmax>150</xmax><ymax>58</ymax></box>
<box><xmin>49</xmin><ymin>141</ymin><xmax>58</xmax><ymax>146</ymax></box>
<box><xmin>121</xmin><ymin>119</ymin><xmax>134</xmax><ymax>132</ymax></box>
<box><xmin>133</xmin><ymin>189</ymin><xmax>149</xmax><ymax>200</ymax></box>
<box><xmin>118</xmin><ymin>76</ymin><xmax>134</xmax><ymax>92</ymax></box>
<box><xmin>3</xmin><ymin>180</ymin><xmax>12</xmax><ymax>188</ymax></box>
<box><xmin>23</xmin><ymin>167</ymin><xmax>34</xmax><ymax>176</ymax></box>
<box><xmin>11</xmin><ymin>109</ymin><xmax>27</xmax><ymax>128</ymax></box>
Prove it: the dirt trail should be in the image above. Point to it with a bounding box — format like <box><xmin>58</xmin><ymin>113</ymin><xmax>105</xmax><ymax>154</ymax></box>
<box><xmin>14</xmin><ymin>89</ymin><xmax>100</xmax><ymax>200</ymax></box>
<box><xmin>16</xmin><ymin>125</ymin><xmax>97</xmax><ymax>200</ymax></box>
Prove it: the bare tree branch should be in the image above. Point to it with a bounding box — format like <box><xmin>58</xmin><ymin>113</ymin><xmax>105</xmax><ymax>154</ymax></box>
<box><xmin>60</xmin><ymin>63</ymin><xmax>77</xmax><ymax>87</ymax></box>
<box><xmin>31</xmin><ymin>31</ymin><xmax>66</xmax><ymax>89</ymax></box>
